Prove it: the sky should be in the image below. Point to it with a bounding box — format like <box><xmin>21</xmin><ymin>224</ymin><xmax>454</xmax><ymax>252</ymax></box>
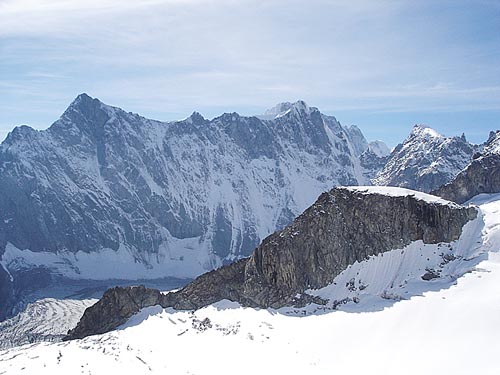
<box><xmin>0</xmin><ymin>0</ymin><xmax>499</xmax><ymax>146</ymax></box>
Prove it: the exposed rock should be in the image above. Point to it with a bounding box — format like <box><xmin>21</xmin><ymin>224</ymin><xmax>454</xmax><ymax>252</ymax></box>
<box><xmin>162</xmin><ymin>259</ymin><xmax>249</xmax><ymax>310</ymax></box>
<box><xmin>65</xmin><ymin>286</ymin><xmax>163</xmax><ymax>340</ymax></box>
<box><xmin>0</xmin><ymin>95</ymin><xmax>381</xmax><ymax>320</ymax></box>
<box><xmin>66</xmin><ymin>187</ymin><xmax>476</xmax><ymax>340</ymax></box>
<box><xmin>421</xmin><ymin>269</ymin><xmax>440</xmax><ymax>281</ymax></box>
<box><xmin>238</xmin><ymin>187</ymin><xmax>475</xmax><ymax>308</ymax></box>
<box><xmin>433</xmin><ymin>153</ymin><xmax>500</xmax><ymax>204</ymax></box>
<box><xmin>433</xmin><ymin>132</ymin><xmax>500</xmax><ymax>204</ymax></box>
<box><xmin>373</xmin><ymin>125</ymin><xmax>477</xmax><ymax>192</ymax></box>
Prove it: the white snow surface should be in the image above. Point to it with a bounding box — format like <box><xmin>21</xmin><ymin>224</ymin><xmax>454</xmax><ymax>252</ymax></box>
<box><xmin>1</xmin><ymin>239</ymin><xmax>208</xmax><ymax>280</ymax></box>
<box><xmin>343</xmin><ymin>185</ymin><xmax>460</xmax><ymax>207</ymax></box>
<box><xmin>1</xmin><ymin>193</ymin><xmax>500</xmax><ymax>374</ymax></box>
<box><xmin>367</xmin><ymin>140</ymin><xmax>390</xmax><ymax>157</ymax></box>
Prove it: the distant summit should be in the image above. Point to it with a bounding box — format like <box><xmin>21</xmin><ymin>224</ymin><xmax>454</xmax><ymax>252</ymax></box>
<box><xmin>261</xmin><ymin>100</ymin><xmax>317</xmax><ymax>119</ymax></box>
<box><xmin>373</xmin><ymin>125</ymin><xmax>478</xmax><ymax>192</ymax></box>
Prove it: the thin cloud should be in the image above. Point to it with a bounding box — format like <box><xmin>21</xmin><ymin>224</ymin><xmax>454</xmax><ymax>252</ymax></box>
<box><xmin>0</xmin><ymin>0</ymin><xmax>498</xmax><ymax>146</ymax></box>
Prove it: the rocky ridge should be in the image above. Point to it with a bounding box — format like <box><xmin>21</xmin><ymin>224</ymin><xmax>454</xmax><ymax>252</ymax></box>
<box><xmin>373</xmin><ymin>125</ymin><xmax>477</xmax><ymax>192</ymax></box>
<box><xmin>66</xmin><ymin>187</ymin><xmax>476</xmax><ymax>340</ymax></box>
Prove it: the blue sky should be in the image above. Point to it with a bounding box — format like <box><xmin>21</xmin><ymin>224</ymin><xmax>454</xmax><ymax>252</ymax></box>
<box><xmin>0</xmin><ymin>0</ymin><xmax>499</xmax><ymax>146</ymax></box>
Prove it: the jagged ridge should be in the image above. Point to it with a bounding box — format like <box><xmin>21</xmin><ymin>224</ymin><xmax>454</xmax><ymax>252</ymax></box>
<box><xmin>373</xmin><ymin>124</ymin><xmax>477</xmax><ymax>192</ymax></box>
<box><xmin>0</xmin><ymin>94</ymin><xmax>387</xmax><ymax>320</ymax></box>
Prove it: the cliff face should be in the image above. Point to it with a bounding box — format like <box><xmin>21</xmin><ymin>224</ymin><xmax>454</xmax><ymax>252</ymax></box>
<box><xmin>66</xmin><ymin>187</ymin><xmax>476</xmax><ymax>340</ymax></box>
<box><xmin>433</xmin><ymin>154</ymin><xmax>500</xmax><ymax>204</ymax></box>
<box><xmin>241</xmin><ymin>187</ymin><xmax>475</xmax><ymax>307</ymax></box>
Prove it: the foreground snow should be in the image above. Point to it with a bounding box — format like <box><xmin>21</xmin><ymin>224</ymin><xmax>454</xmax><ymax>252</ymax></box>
<box><xmin>1</xmin><ymin>194</ymin><xmax>500</xmax><ymax>374</ymax></box>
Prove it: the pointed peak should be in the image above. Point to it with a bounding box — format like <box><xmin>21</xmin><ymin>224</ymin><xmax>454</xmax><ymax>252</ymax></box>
<box><xmin>65</xmin><ymin>93</ymin><xmax>105</xmax><ymax>116</ymax></box>
<box><xmin>3</xmin><ymin>125</ymin><xmax>38</xmax><ymax>145</ymax></box>
<box><xmin>70</xmin><ymin>93</ymin><xmax>97</xmax><ymax>106</ymax></box>
<box><xmin>186</xmin><ymin>111</ymin><xmax>206</xmax><ymax>124</ymax></box>
<box><xmin>410</xmin><ymin>124</ymin><xmax>443</xmax><ymax>138</ymax></box>
<box><xmin>264</xmin><ymin>100</ymin><xmax>317</xmax><ymax>119</ymax></box>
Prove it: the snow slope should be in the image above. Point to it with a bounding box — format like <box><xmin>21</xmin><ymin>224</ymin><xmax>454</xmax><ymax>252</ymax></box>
<box><xmin>1</xmin><ymin>193</ymin><xmax>499</xmax><ymax>374</ymax></box>
<box><xmin>344</xmin><ymin>185</ymin><xmax>461</xmax><ymax>207</ymax></box>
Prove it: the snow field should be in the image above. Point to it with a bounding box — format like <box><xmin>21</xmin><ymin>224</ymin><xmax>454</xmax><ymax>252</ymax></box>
<box><xmin>1</xmin><ymin>193</ymin><xmax>500</xmax><ymax>374</ymax></box>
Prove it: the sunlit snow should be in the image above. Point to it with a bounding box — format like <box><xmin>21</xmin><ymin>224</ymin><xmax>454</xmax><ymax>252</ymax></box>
<box><xmin>1</xmin><ymin>194</ymin><xmax>500</xmax><ymax>374</ymax></box>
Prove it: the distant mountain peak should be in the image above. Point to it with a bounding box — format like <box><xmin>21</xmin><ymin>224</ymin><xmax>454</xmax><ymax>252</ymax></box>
<box><xmin>67</xmin><ymin>93</ymin><xmax>100</xmax><ymax>110</ymax></box>
<box><xmin>264</xmin><ymin>100</ymin><xmax>317</xmax><ymax>119</ymax></box>
<box><xmin>373</xmin><ymin>125</ymin><xmax>476</xmax><ymax>192</ymax></box>
<box><xmin>186</xmin><ymin>111</ymin><xmax>206</xmax><ymax>124</ymax></box>
<box><xmin>483</xmin><ymin>130</ymin><xmax>500</xmax><ymax>155</ymax></box>
<box><xmin>410</xmin><ymin>124</ymin><xmax>443</xmax><ymax>138</ymax></box>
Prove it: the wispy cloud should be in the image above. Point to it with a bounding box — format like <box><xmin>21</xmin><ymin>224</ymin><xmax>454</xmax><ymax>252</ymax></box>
<box><xmin>0</xmin><ymin>0</ymin><xmax>499</xmax><ymax>145</ymax></box>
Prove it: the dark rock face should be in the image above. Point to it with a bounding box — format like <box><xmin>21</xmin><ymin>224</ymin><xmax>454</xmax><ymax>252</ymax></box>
<box><xmin>65</xmin><ymin>286</ymin><xmax>164</xmax><ymax>340</ymax></box>
<box><xmin>433</xmin><ymin>154</ymin><xmax>500</xmax><ymax>204</ymax></box>
<box><xmin>162</xmin><ymin>259</ymin><xmax>249</xmax><ymax>310</ymax></box>
<box><xmin>66</xmin><ymin>187</ymin><xmax>476</xmax><ymax>340</ymax></box>
<box><xmin>237</xmin><ymin>188</ymin><xmax>475</xmax><ymax>308</ymax></box>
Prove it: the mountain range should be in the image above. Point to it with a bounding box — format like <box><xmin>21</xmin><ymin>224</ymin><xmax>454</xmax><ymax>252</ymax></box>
<box><xmin>0</xmin><ymin>94</ymin><xmax>493</xmax><ymax>321</ymax></box>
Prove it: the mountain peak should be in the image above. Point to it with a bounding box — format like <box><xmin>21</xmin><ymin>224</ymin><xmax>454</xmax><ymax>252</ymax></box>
<box><xmin>63</xmin><ymin>93</ymin><xmax>107</xmax><ymax>119</ymax></box>
<box><xmin>68</xmin><ymin>93</ymin><xmax>98</xmax><ymax>108</ymax></box>
<box><xmin>186</xmin><ymin>111</ymin><xmax>206</xmax><ymax>124</ymax></box>
<box><xmin>264</xmin><ymin>100</ymin><xmax>316</xmax><ymax>119</ymax></box>
<box><xmin>410</xmin><ymin>124</ymin><xmax>443</xmax><ymax>139</ymax></box>
<box><xmin>483</xmin><ymin>130</ymin><xmax>500</xmax><ymax>155</ymax></box>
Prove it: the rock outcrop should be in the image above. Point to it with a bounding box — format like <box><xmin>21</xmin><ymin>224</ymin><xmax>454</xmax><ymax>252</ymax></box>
<box><xmin>66</xmin><ymin>187</ymin><xmax>476</xmax><ymax>340</ymax></box>
<box><xmin>433</xmin><ymin>131</ymin><xmax>500</xmax><ymax>203</ymax></box>
<box><xmin>65</xmin><ymin>286</ymin><xmax>164</xmax><ymax>340</ymax></box>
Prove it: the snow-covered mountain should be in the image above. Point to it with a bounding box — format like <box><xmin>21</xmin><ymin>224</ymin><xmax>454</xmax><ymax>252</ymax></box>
<box><xmin>434</xmin><ymin>130</ymin><xmax>500</xmax><ymax>203</ymax></box>
<box><xmin>1</xmin><ymin>190</ymin><xmax>499</xmax><ymax>374</ymax></box>
<box><xmin>373</xmin><ymin>124</ymin><xmax>477</xmax><ymax>192</ymax></box>
<box><xmin>0</xmin><ymin>94</ymin><xmax>385</xmax><ymax>320</ymax></box>
<box><xmin>483</xmin><ymin>130</ymin><xmax>500</xmax><ymax>155</ymax></box>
